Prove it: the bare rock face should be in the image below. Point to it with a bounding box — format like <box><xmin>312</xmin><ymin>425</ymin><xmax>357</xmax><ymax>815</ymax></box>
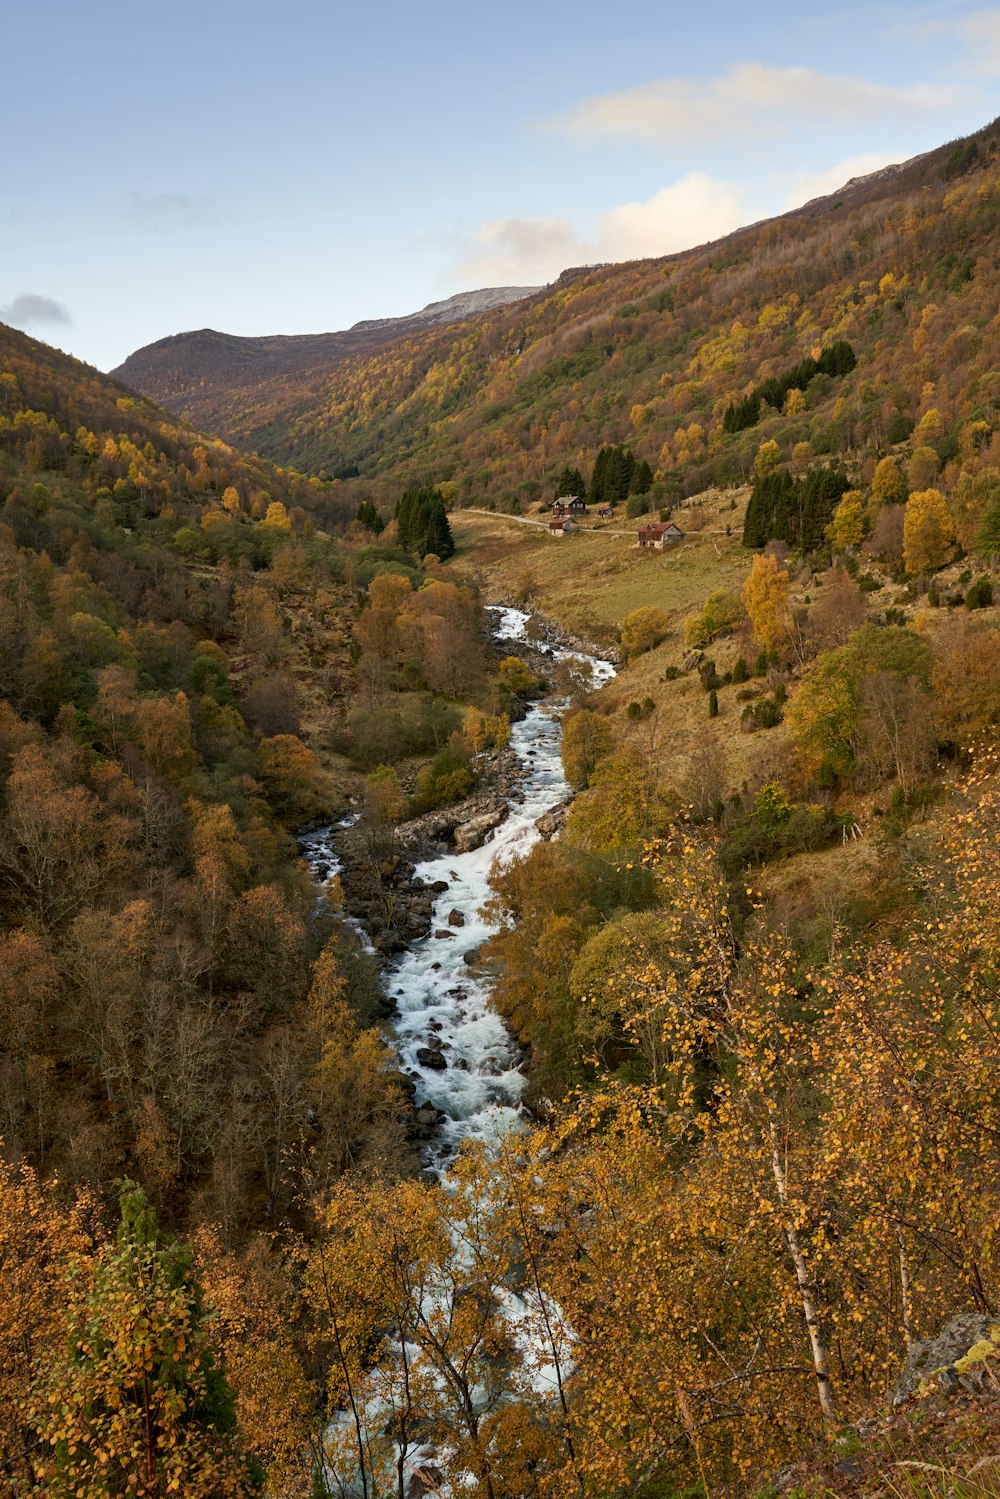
<box><xmin>892</xmin><ymin>1313</ymin><xmax>1000</xmax><ymax>1403</ymax></box>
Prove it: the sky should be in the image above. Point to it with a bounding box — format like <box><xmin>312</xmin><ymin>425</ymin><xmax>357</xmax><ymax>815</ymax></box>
<box><xmin>3</xmin><ymin>0</ymin><xmax>998</xmax><ymax>372</ymax></box>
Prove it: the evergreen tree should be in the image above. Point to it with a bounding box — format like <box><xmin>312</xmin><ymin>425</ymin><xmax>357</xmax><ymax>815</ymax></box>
<box><xmin>356</xmin><ymin>498</ymin><xmax>383</xmax><ymax>533</ymax></box>
<box><xmin>556</xmin><ymin>465</ymin><xmax>586</xmax><ymax>499</ymax></box>
<box><xmin>629</xmin><ymin>458</ymin><xmax>654</xmax><ymax>495</ymax></box>
<box><xmin>395</xmin><ymin>486</ymin><xmax>454</xmax><ymax>559</ymax></box>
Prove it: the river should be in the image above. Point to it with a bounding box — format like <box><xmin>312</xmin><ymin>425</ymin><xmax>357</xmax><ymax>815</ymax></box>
<box><xmin>300</xmin><ymin>606</ymin><xmax>616</xmax><ymax>1170</ymax></box>
<box><xmin>299</xmin><ymin>607</ymin><xmax>616</xmax><ymax>1493</ymax></box>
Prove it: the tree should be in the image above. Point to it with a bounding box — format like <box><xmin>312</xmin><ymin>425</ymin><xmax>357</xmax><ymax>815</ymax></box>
<box><xmin>826</xmin><ymin>490</ymin><xmax>865</xmax><ymax>550</ymax></box>
<box><xmin>555</xmin><ymin>465</ymin><xmax>586</xmax><ymax>499</ymax></box>
<box><xmin>742</xmin><ymin>552</ymin><xmax>790</xmax><ymax>653</ymax></box>
<box><xmin>257</xmin><ymin>734</ymin><xmax>332</xmax><ymax>822</ymax></box>
<box><xmin>30</xmin><ymin>1183</ymin><xmax>258</xmax><ymax>1498</ymax></box>
<box><xmin>560</xmin><ymin>708</ymin><xmax>614</xmax><ymax>789</ymax></box>
<box><xmin>394</xmin><ymin>487</ymin><xmax>454</xmax><ymax>559</ymax></box>
<box><xmin>903</xmin><ymin>488</ymin><xmax>954</xmax><ymax>574</ymax></box>
<box><xmin>871</xmin><ymin>455</ymin><xmax>907</xmax><ymax>509</ymax></box>
<box><xmin>754</xmin><ymin>439</ymin><xmax>782</xmax><ymax>479</ymax></box>
<box><xmin>621</xmin><ymin>606</ymin><xmax>669</xmax><ymax>659</ymax></box>
<box><xmin>683</xmin><ymin>589</ymin><xmax>745</xmax><ymax>647</ymax></box>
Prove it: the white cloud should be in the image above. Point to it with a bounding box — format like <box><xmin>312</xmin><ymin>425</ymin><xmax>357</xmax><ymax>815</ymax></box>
<box><xmin>955</xmin><ymin>7</ymin><xmax>1000</xmax><ymax>73</ymax></box>
<box><xmin>548</xmin><ymin>63</ymin><xmax>957</xmax><ymax>149</ymax></box>
<box><xmin>1</xmin><ymin>293</ymin><xmax>71</xmax><ymax>328</ymax></box>
<box><xmin>452</xmin><ymin>173</ymin><xmax>749</xmax><ymax>287</ymax></box>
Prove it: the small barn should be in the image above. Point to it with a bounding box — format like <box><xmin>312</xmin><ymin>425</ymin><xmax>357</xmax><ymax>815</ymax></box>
<box><xmin>554</xmin><ymin>495</ymin><xmax>586</xmax><ymax>515</ymax></box>
<box><xmin>637</xmin><ymin>521</ymin><xmax>684</xmax><ymax>549</ymax></box>
<box><xmin>549</xmin><ymin>517</ymin><xmax>578</xmax><ymax>538</ymax></box>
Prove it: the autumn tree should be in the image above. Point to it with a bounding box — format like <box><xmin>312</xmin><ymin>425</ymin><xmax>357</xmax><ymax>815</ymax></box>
<box><xmin>30</xmin><ymin>1182</ymin><xmax>258</xmax><ymax>1498</ymax></box>
<box><xmin>903</xmin><ymin>487</ymin><xmax>954</xmax><ymax>574</ymax></box>
<box><xmin>742</xmin><ymin>551</ymin><xmax>790</xmax><ymax>653</ymax></box>
<box><xmin>621</xmin><ymin>605</ymin><xmax>669</xmax><ymax>659</ymax></box>
<box><xmin>560</xmin><ymin>708</ymin><xmax>614</xmax><ymax>789</ymax></box>
<box><xmin>871</xmin><ymin>455</ymin><xmax>907</xmax><ymax>509</ymax></box>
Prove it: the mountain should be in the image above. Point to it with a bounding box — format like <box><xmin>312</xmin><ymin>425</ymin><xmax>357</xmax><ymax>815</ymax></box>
<box><xmin>111</xmin><ymin>284</ymin><xmax>542</xmax><ymax>452</ymax></box>
<box><xmin>113</xmin><ymin>120</ymin><xmax>999</xmax><ymax>501</ymax></box>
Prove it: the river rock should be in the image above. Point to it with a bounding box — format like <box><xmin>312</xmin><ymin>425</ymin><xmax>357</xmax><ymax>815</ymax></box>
<box><xmin>454</xmin><ymin>808</ymin><xmax>506</xmax><ymax>852</ymax></box>
<box><xmin>433</xmin><ymin>928</ymin><xmax>454</xmax><ymax>939</ymax></box>
<box><xmin>534</xmin><ymin>810</ymin><xmax>559</xmax><ymax>838</ymax></box>
<box><xmin>431</xmin><ymin>880</ymin><xmax>449</xmax><ymax>893</ymax></box>
<box><xmin>416</xmin><ymin>1046</ymin><xmax>448</xmax><ymax>1071</ymax></box>
<box><xmin>415</xmin><ymin>1107</ymin><xmax>440</xmax><ymax>1126</ymax></box>
<box><xmin>447</xmin><ymin>908</ymin><xmax>465</xmax><ymax>927</ymax></box>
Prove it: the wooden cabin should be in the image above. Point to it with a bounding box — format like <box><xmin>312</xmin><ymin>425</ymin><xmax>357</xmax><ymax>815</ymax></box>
<box><xmin>637</xmin><ymin>521</ymin><xmax>684</xmax><ymax>549</ymax></box>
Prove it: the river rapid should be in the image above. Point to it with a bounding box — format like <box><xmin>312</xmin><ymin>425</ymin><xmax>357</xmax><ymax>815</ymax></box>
<box><xmin>300</xmin><ymin>607</ymin><xmax>616</xmax><ymax>1171</ymax></box>
<box><xmin>298</xmin><ymin>607</ymin><xmax>616</xmax><ymax>1493</ymax></box>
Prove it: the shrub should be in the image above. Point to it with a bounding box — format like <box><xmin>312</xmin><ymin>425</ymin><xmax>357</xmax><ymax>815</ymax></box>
<box><xmin>708</xmin><ymin>689</ymin><xmax>718</xmax><ymax>718</ymax></box>
<box><xmin>684</xmin><ymin>590</ymin><xmax>745</xmax><ymax>648</ymax></box>
<box><xmin>966</xmin><ymin>577</ymin><xmax>994</xmax><ymax>609</ymax></box>
<box><xmin>621</xmin><ymin>607</ymin><xmax>670</xmax><ymax>659</ymax></box>
<box><xmin>731</xmin><ymin>657</ymin><xmax>749</xmax><ymax>684</ymax></box>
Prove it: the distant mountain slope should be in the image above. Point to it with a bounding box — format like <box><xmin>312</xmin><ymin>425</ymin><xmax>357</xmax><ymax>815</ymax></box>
<box><xmin>114</xmin><ymin>121</ymin><xmax>999</xmax><ymax>502</ymax></box>
<box><xmin>112</xmin><ymin>285</ymin><xmax>542</xmax><ymax>444</ymax></box>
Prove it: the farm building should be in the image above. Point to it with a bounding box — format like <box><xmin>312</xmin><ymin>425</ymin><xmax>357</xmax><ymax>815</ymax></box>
<box><xmin>637</xmin><ymin>521</ymin><xmax>684</xmax><ymax>549</ymax></box>
<box><xmin>549</xmin><ymin>517</ymin><xmax>578</xmax><ymax>537</ymax></box>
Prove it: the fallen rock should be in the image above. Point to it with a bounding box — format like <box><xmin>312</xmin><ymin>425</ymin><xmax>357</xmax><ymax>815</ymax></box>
<box><xmin>447</xmin><ymin>908</ymin><xmax>465</xmax><ymax>927</ymax></box>
<box><xmin>534</xmin><ymin>811</ymin><xmax>558</xmax><ymax>838</ymax></box>
<box><xmin>892</xmin><ymin>1312</ymin><xmax>1000</xmax><ymax>1403</ymax></box>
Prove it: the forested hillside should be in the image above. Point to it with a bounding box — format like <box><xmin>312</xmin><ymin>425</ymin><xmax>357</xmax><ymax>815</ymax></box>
<box><xmin>113</xmin><ymin>122</ymin><xmax>999</xmax><ymax>513</ymax></box>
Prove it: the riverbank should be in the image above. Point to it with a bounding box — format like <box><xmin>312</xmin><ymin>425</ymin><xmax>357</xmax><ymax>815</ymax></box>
<box><xmin>299</xmin><ymin>606</ymin><xmax>616</xmax><ymax>1173</ymax></box>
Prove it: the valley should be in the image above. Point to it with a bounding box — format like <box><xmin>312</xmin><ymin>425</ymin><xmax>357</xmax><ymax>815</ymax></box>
<box><xmin>2</xmin><ymin>111</ymin><xmax>1000</xmax><ymax>1499</ymax></box>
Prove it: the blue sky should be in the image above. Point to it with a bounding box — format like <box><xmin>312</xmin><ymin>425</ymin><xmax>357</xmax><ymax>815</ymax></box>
<box><xmin>3</xmin><ymin>0</ymin><xmax>998</xmax><ymax>370</ymax></box>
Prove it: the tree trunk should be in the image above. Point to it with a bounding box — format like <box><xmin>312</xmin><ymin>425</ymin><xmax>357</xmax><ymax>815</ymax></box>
<box><xmin>768</xmin><ymin>1117</ymin><xmax>837</xmax><ymax>1420</ymax></box>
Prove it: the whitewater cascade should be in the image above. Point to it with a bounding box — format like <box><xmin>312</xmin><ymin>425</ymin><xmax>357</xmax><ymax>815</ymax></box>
<box><xmin>301</xmin><ymin>606</ymin><xmax>616</xmax><ymax>1172</ymax></box>
<box><xmin>298</xmin><ymin>608</ymin><xmax>616</xmax><ymax>1493</ymax></box>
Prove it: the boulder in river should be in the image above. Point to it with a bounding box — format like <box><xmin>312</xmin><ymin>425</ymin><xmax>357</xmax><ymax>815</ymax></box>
<box><xmin>454</xmin><ymin>808</ymin><xmax>506</xmax><ymax>852</ymax></box>
<box><xmin>447</xmin><ymin>908</ymin><xmax>465</xmax><ymax>927</ymax></box>
<box><xmin>416</xmin><ymin>1046</ymin><xmax>448</xmax><ymax>1071</ymax></box>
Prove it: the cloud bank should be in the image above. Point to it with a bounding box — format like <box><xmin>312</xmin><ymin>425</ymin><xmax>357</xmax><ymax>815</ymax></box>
<box><xmin>453</xmin><ymin>172</ymin><xmax>748</xmax><ymax>287</ymax></box>
<box><xmin>548</xmin><ymin>63</ymin><xmax>957</xmax><ymax>149</ymax></box>
<box><xmin>1</xmin><ymin>293</ymin><xmax>72</xmax><ymax>329</ymax></box>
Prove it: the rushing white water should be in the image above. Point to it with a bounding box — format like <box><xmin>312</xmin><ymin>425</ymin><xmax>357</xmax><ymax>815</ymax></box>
<box><xmin>301</xmin><ymin>607</ymin><xmax>615</xmax><ymax>1169</ymax></box>
<box><xmin>300</xmin><ymin>608</ymin><xmax>616</xmax><ymax>1494</ymax></box>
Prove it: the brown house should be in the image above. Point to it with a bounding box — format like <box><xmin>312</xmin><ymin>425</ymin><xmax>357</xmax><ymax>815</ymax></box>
<box><xmin>553</xmin><ymin>495</ymin><xmax>586</xmax><ymax>516</ymax></box>
<box><xmin>549</xmin><ymin>517</ymin><xmax>578</xmax><ymax>537</ymax></box>
<box><xmin>637</xmin><ymin>521</ymin><xmax>684</xmax><ymax>549</ymax></box>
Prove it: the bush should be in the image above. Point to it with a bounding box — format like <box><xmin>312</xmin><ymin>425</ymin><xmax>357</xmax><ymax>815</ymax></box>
<box><xmin>708</xmin><ymin>689</ymin><xmax>718</xmax><ymax>719</ymax></box>
<box><xmin>621</xmin><ymin>606</ymin><xmax>670</xmax><ymax>659</ymax></box>
<box><xmin>684</xmin><ymin>590</ymin><xmax>745</xmax><ymax>648</ymax></box>
<box><xmin>731</xmin><ymin>657</ymin><xmax>749</xmax><ymax>684</ymax></box>
<box><xmin>698</xmin><ymin>659</ymin><xmax>720</xmax><ymax>692</ymax></box>
<box><xmin>409</xmin><ymin>741</ymin><xmax>476</xmax><ymax>815</ymax></box>
<box><xmin>966</xmin><ymin>577</ymin><xmax>994</xmax><ymax>609</ymax></box>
